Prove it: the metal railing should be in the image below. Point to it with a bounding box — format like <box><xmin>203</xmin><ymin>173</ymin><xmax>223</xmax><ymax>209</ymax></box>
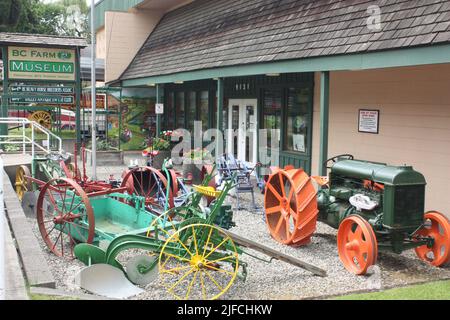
<box><xmin>0</xmin><ymin>117</ymin><xmax>63</xmax><ymax>158</ymax></box>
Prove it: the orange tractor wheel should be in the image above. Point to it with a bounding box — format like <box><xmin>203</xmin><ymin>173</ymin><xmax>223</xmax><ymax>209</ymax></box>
<box><xmin>264</xmin><ymin>168</ymin><xmax>319</xmax><ymax>246</ymax></box>
<box><xmin>415</xmin><ymin>211</ymin><xmax>450</xmax><ymax>267</ymax></box>
<box><xmin>337</xmin><ymin>215</ymin><xmax>378</xmax><ymax>275</ymax></box>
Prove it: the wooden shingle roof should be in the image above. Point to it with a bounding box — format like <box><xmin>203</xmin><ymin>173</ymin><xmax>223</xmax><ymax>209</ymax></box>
<box><xmin>121</xmin><ymin>0</ymin><xmax>450</xmax><ymax>80</ymax></box>
<box><xmin>0</xmin><ymin>33</ymin><xmax>87</xmax><ymax>48</ymax></box>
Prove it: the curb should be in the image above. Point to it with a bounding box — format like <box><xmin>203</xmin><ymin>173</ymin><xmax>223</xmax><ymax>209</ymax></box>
<box><xmin>3</xmin><ymin>169</ymin><xmax>56</xmax><ymax>289</ymax></box>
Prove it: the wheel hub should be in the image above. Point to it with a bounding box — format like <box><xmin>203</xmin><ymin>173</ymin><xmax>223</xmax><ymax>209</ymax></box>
<box><xmin>190</xmin><ymin>255</ymin><xmax>206</xmax><ymax>270</ymax></box>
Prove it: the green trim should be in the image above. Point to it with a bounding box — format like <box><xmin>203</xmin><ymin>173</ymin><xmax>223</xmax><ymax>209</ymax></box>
<box><xmin>1</xmin><ymin>46</ymin><xmax>8</xmax><ymax>135</ymax></box>
<box><xmin>122</xmin><ymin>45</ymin><xmax>450</xmax><ymax>86</ymax></box>
<box><xmin>75</xmin><ymin>47</ymin><xmax>82</xmax><ymax>147</ymax></box>
<box><xmin>156</xmin><ymin>84</ymin><xmax>161</xmax><ymax>136</ymax></box>
<box><xmin>92</xmin><ymin>0</ymin><xmax>145</xmax><ymax>30</ymax></box>
<box><xmin>319</xmin><ymin>71</ymin><xmax>330</xmax><ymax>176</ymax></box>
<box><xmin>216</xmin><ymin>78</ymin><xmax>224</xmax><ymax>158</ymax></box>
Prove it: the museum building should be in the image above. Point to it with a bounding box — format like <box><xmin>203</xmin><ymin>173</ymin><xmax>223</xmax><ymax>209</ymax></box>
<box><xmin>94</xmin><ymin>0</ymin><xmax>450</xmax><ymax>214</ymax></box>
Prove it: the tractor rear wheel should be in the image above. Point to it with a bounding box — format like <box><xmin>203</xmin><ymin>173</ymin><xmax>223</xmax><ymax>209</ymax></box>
<box><xmin>264</xmin><ymin>168</ymin><xmax>319</xmax><ymax>246</ymax></box>
<box><xmin>337</xmin><ymin>215</ymin><xmax>378</xmax><ymax>275</ymax></box>
<box><xmin>415</xmin><ymin>211</ymin><xmax>450</xmax><ymax>267</ymax></box>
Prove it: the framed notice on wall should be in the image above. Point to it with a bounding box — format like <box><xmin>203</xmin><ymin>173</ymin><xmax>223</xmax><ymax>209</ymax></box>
<box><xmin>358</xmin><ymin>109</ymin><xmax>380</xmax><ymax>134</ymax></box>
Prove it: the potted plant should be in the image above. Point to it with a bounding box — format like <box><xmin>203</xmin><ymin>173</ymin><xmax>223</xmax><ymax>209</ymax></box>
<box><xmin>150</xmin><ymin>131</ymin><xmax>174</xmax><ymax>169</ymax></box>
<box><xmin>182</xmin><ymin>148</ymin><xmax>213</xmax><ymax>184</ymax></box>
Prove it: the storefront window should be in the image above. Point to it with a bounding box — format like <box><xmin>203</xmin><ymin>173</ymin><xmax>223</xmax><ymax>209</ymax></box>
<box><xmin>262</xmin><ymin>89</ymin><xmax>282</xmax><ymax>148</ymax></box>
<box><xmin>285</xmin><ymin>87</ymin><xmax>311</xmax><ymax>153</ymax></box>
<box><xmin>176</xmin><ymin>92</ymin><xmax>185</xmax><ymax>129</ymax></box>
<box><xmin>167</xmin><ymin>92</ymin><xmax>175</xmax><ymax>130</ymax></box>
<box><xmin>187</xmin><ymin>91</ymin><xmax>197</xmax><ymax>133</ymax></box>
<box><xmin>199</xmin><ymin>91</ymin><xmax>209</xmax><ymax>131</ymax></box>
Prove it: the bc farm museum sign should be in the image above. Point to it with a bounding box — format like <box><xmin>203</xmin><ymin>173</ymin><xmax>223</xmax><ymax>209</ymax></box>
<box><xmin>7</xmin><ymin>46</ymin><xmax>76</xmax><ymax>81</ymax></box>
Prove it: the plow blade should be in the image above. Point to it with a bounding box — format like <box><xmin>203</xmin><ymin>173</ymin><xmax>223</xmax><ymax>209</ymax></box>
<box><xmin>75</xmin><ymin>264</ymin><xmax>144</xmax><ymax>299</ymax></box>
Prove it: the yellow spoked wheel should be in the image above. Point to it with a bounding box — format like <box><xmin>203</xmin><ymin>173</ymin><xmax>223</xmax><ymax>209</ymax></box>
<box><xmin>15</xmin><ymin>165</ymin><xmax>31</xmax><ymax>201</ymax></box>
<box><xmin>29</xmin><ymin>111</ymin><xmax>52</xmax><ymax>129</ymax></box>
<box><xmin>159</xmin><ymin>223</ymin><xmax>239</xmax><ymax>300</ymax></box>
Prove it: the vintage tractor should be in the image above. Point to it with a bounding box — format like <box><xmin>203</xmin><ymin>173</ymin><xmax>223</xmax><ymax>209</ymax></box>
<box><xmin>265</xmin><ymin>155</ymin><xmax>450</xmax><ymax>275</ymax></box>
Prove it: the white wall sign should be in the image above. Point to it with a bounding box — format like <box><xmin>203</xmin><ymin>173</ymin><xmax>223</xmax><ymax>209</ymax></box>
<box><xmin>359</xmin><ymin>109</ymin><xmax>380</xmax><ymax>134</ymax></box>
<box><xmin>155</xmin><ymin>103</ymin><xmax>164</xmax><ymax>115</ymax></box>
<box><xmin>293</xmin><ymin>134</ymin><xmax>306</xmax><ymax>152</ymax></box>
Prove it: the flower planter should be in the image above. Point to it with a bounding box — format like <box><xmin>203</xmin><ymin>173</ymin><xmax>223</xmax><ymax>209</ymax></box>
<box><xmin>152</xmin><ymin>150</ymin><xmax>171</xmax><ymax>169</ymax></box>
<box><xmin>183</xmin><ymin>159</ymin><xmax>203</xmax><ymax>185</ymax></box>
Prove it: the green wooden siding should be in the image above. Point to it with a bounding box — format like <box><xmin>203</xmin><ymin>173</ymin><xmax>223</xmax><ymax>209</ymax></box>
<box><xmin>93</xmin><ymin>0</ymin><xmax>145</xmax><ymax>30</ymax></box>
<box><xmin>161</xmin><ymin>74</ymin><xmax>314</xmax><ymax>173</ymax></box>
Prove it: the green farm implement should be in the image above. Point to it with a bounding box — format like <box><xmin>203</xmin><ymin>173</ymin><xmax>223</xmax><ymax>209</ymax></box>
<box><xmin>33</xmin><ymin>163</ymin><xmax>325</xmax><ymax>300</ymax></box>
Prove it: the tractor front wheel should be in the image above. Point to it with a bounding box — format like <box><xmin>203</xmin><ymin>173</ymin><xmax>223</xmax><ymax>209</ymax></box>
<box><xmin>337</xmin><ymin>215</ymin><xmax>378</xmax><ymax>275</ymax></box>
<box><xmin>415</xmin><ymin>211</ymin><xmax>450</xmax><ymax>267</ymax></box>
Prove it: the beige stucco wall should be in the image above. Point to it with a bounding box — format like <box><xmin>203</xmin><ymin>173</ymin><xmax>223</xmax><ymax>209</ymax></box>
<box><xmin>96</xmin><ymin>27</ymin><xmax>106</xmax><ymax>60</ymax></box>
<box><xmin>311</xmin><ymin>64</ymin><xmax>450</xmax><ymax>216</ymax></box>
<box><xmin>102</xmin><ymin>10</ymin><xmax>163</xmax><ymax>83</ymax></box>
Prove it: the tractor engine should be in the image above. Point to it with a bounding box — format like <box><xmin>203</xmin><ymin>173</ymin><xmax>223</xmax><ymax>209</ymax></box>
<box><xmin>317</xmin><ymin>160</ymin><xmax>427</xmax><ymax>236</ymax></box>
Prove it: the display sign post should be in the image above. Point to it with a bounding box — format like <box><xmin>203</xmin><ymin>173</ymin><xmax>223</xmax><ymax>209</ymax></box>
<box><xmin>7</xmin><ymin>46</ymin><xmax>76</xmax><ymax>81</ymax></box>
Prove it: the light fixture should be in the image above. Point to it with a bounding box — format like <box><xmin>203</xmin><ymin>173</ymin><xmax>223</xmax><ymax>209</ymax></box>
<box><xmin>266</xmin><ymin>73</ymin><xmax>280</xmax><ymax>77</ymax></box>
<box><xmin>148</xmin><ymin>83</ymin><xmax>156</xmax><ymax>87</ymax></box>
<box><xmin>174</xmin><ymin>81</ymin><xmax>184</xmax><ymax>84</ymax></box>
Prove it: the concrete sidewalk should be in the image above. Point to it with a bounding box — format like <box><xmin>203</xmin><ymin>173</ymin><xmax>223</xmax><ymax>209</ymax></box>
<box><xmin>3</xmin><ymin>218</ymin><xmax>28</xmax><ymax>300</ymax></box>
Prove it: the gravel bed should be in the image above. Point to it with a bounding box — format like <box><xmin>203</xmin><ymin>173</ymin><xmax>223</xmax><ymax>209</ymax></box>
<box><xmin>27</xmin><ymin>166</ymin><xmax>450</xmax><ymax>300</ymax></box>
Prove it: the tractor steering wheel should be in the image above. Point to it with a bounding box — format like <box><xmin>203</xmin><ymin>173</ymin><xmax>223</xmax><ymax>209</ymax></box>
<box><xmin>324</xmin><ymin>154</ymin><xmax>354</xmax><ymax>169</ymax></box>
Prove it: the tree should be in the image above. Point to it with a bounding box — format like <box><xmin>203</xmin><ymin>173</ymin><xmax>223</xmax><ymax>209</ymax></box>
<box><xmin>55</xmin><ymin>0</ymin><xmax>90</xmax><ymax>38</ymax></box>
<box><xmin>0</xmin><ymin>0</ymin><xmax>89</xmax><ymax>38</ymax></box>
<box><xmin>0</xmin><ymin>0</ymin><xmax>23</xmax><ymax>32</ymax></box>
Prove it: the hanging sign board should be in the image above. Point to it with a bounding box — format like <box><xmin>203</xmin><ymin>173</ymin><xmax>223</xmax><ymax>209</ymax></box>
<box><xmin>358</xmin><ymin>109</ymin><xmax>380</xmax><ymax>134</ymax></box>
<box><xmin>8</xmin><ymin>46</ymin><xmax>76</xmax><ymax>81</ymax></box>
<box><xmin>155</xmin><ymin>103</ymin><xmax>164</xmax><ymax>115</ymax></box>
<box><xmin>10</xmin><ymin>85</ymin><xmax>74</xmax><ymax>94</ymax></box>
<box><xmin>10</xmin><ymin>95</ymin><xmax>74</xmax><ymax>104</ymax></box>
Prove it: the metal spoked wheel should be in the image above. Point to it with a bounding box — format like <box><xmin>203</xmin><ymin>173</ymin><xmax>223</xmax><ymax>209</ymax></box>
<box><xmin>415</xmin><ymin>211</ymin><xmax>450</xmax><ymax>267</ymax></box>
<box><xmin>36</xmin><ymin>178</ymin><xmax>95</xmax><ymax>258</ymax></box>
<box><xmin>120</xmin><ymin>167</ymin><xmax>174</xmax><ymax>211</ymax></box>
<box><xmin>29</xmin><ymin>111</ymin><xmax>52</xmax><ymax>129</ymax></box>
<box><xmin>15</xmin><ymin>165</ymin><xmax>31</xmax><ymax>201</ymax></box>
<box><xmin>264</xmin><ymin>168</ymin><xmax>319</xmax><ymax>246</ymax></box>
<box><xmin>337</xmin><ymin>215</ymin><xmax>378</xmax><ymax>275</ymax></box>
<box><xmin>159</xmin><ymin>224</ymin><xmax>239</xmax><ymax>300</ymax></box>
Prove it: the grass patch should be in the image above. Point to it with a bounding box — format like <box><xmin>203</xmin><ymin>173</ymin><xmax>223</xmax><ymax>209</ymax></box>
<box><xmin>29</xmin><ymin>293</ymin><xmax>79</xmax><ymax>300</ymax></box>
<box><xmin>335</xmin><ymin>280</ymin><xmax>450</xmax><ymax>300</ymax></box>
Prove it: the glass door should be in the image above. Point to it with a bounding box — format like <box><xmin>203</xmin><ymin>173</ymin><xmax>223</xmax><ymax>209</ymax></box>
<box><xmin>227</xmin><ymin>99</ymin><xmax>258</xmax><ymax>164</ymax></box>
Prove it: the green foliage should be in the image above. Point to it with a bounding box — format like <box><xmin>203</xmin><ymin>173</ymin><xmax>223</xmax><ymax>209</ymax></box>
<box><xmin>87</xmin><ymin>138</ymin><xmax>117</xmax><ymax>151</ymax></box>
<box><xmin>152</xmin><ymin>131</ymin><xmax>176</xmax><ymax>151</ymax></box>
<box><xmin>0</xmin><ymin>0</ymin><xmax>89</xmax><ymax>37</ymax></box>
<box><xmin>2</xmin><ymin>143</ymin><xmax>21</xmax><ymax>152</ymax></box>
<box><xmin>183</xmin><ymin>148</ymin><xmax>212</xmax><ymax>161</ymax></box>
